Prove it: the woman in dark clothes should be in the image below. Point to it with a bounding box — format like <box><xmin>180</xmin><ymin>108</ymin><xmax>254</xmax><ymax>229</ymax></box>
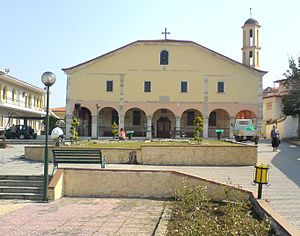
<box><xmin>270</xmin><ymin>125</ymin><xmax>280</xmax><ymax>152</ymax></box>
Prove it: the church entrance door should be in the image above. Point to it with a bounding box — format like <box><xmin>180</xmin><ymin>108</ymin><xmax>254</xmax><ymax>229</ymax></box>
<box><xmin>157</xmin><ymin>117</ymin><xmax>171</xmax><ymax>138</ymax></box>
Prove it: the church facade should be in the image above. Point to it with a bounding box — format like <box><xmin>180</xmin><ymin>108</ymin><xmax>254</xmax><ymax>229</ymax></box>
<box><xmin>63</xmin><ymin>17</ymin><xmax>267</xmax><ymax>139</ymax></box>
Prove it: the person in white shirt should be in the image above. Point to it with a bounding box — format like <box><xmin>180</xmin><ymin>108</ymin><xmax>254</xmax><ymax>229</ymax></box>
<box><xmin>51</xmin><ymin>125</ymin><xmax>64</xmax><ymax>146</ymax></box>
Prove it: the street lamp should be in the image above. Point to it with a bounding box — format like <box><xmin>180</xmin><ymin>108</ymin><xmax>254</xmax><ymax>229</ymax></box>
<box><xmin>41</xmin><ymin>71</ymin><xmax>56</xmax><ymax>201</ymax></box>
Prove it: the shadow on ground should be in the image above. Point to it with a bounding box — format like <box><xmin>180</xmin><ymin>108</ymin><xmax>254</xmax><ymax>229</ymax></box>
<box><xmin>271</xmin><ymin>141</ymin><xmax>300</xmax><ymax>188</ymax></box>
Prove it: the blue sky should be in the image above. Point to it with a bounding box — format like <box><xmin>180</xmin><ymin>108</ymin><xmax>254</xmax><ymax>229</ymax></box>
<box><xmin>0</xmin><ymin>0</ymin><xmax>299</xmax><ymax>108</ymax></box>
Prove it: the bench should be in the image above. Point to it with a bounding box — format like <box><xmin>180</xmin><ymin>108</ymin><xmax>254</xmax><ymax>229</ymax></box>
<box><xmin>52</xmin><ymin>149</ymin><xmax>105</xmax><ymax>169</ymax></box>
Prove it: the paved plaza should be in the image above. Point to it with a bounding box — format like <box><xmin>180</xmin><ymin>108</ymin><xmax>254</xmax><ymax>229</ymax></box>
<box><xmin>0</xmin><ymin>140</ymin><xmax>300</xmax><ymax>234</ymax></box>
<box><xmin>0</xmin><ymin>197</ymin><xmax>165</xmax><ymax>236</ymax></box>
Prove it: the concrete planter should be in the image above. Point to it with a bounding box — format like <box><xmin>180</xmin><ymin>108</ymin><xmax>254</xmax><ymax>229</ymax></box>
<box><xmin>25</xmin><ymin>143</ymin><xmax>257</xmax><ymax>166</ymax></box>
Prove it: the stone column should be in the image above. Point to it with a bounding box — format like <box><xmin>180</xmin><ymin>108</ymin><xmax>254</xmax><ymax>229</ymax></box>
<box><xmin>146</xmin><ymin>116</ymin><xmax>152</xmax><ymax>139</ymax></box>
<box><xmin>257</xmin><ymin>77</ymin><xmax>263</xmax><ymax>137</ymax></box>
<box><xmin>203</xmin><ymin>76</ymin><xmax>209</xmax><ymax>139</ymax></box>
<box><xmin>118</xmin><ymin>114</ymin><xmax>125</xmax><ymax>130</ymax></box>
<box><xmin>119</xmin><ymin>74</ymin><xmax>125</xmax><ymax>130</ymax></box>
<box><xmin>203</xmin><ymin>118</ymin><xmax>209</xmax><ymax>139</ymax></box>
<box><xmin>65</xmin><ymin>115</ymin><xmax>72</xmax><ymax>139</ymax></box>
<box><xmin>229</xmin><ymin>117</ymin><xmax>235</xmax><ymax>139</ymax></box>
<box><xmin>175</xmin><ymin>116</ymin><xmax>181</xmax><ymax>138</ymax></box>
<box><xmin>91</xmin><ymin>115</ymin><xmax>97</xmax><ymax>139</ymax></box>
<box><xmin>65</xmin><ymin>74</ymin><xmax>72</xmax><ymax>139</ymax></box>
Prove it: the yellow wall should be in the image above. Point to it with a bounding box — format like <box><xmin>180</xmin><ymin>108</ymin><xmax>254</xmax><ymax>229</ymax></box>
<box><xmin>68</xmin><ymin>42</ymin><xmax>261</xmax><ymax>104</ymax></box>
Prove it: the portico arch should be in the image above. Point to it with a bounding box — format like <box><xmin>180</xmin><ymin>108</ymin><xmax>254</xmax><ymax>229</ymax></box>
<box><xmin>181</xmin><ymin>109</ymin><xmax>202</xmax><ymax>137</ymax></box>
<box><xmin>236</xmin><ymin>109</ymin><xmax>257</xmax><ymax>126</ymax></box>
<box><xmin>124</xmin><ymin>108</ymin><xmax>147</xmax><ymax>137</ymax></box>
<box><xmin>153</xmin><ymin>108</ymin><xmax>175</xmax><ymax>138</ymax></box>
<box><xmin>98</xmin><ymin>107</ymin><xmax>119</xmax><ymax>137</ymax></box>
<box><xmin>208</xmin><ymin>109</ymin><xmax>230</xmax><ymax>138</ymax></box>
<box><xmin>78</xmin><ymin>107</ymin><xmax>92</xmax><ymax>137</ymax></box>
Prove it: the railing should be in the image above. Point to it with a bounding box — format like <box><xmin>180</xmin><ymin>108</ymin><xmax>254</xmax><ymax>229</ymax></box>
<box><xmin>95</xmin><ymin>126</ymin><xmax>229</xmax><ymax>138</ymax></box>
<box><xmin>0</xmin><ymin>96</ymin><xmax>44</xmax><ymax>111</ymax></box>
<box><xmin>98</xmin><ymin>126</ymin><xmax>147</xmax><ymax>137</ymax></box>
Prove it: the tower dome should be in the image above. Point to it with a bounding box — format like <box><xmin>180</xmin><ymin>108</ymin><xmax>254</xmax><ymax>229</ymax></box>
<box><xmin>244</xmin><ymin>18</ymin><xmax>260</xmax><ymax>26</ymax></box>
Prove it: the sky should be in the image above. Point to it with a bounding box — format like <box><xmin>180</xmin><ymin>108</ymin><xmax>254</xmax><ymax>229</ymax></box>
<box><xmin>0</xmin><ymin>0</ymin><xmax>299</xmax><ymax>108</ymax></box>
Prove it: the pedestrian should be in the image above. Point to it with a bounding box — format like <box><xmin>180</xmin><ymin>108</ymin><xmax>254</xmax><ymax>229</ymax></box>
<box><xmin>119</xmin><ymin>128</ymin><xmax>126</xmax><ymax>140</ymax></box>
<box><xmin>11</xmin><ymin>124</ymin><xmax>17</xmax><ymax>139</ymax></box>
<box><xmin>270</xmin><ymin>125</ymin><xmax>280</xmax><ymax>152</ymax></box>
<box><xmin>51</xmin><ymin>125</ymin><xmax>64</xmax><ymax>146</ymax></box>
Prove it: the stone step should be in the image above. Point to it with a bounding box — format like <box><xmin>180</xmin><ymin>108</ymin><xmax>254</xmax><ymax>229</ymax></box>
<box><xmin>0</xmin><ymin>175</ymin><xmax>51</xmax><ymax>201</ymax></box>
<box><xmin>0</xmin><ymin>179</ymin><xmax>44</xmax><ymax>187</ymax></box>
<box><xmin>0</xmin><ymin>193</ymin><xmax>43</xmax><ymax>201</ymax></box>
<box><xmin>0</xmin><ymin>186</ymin><xmax>42</xmax><ymax>194</ymax></box>
<box><xmin>0</xmin><ymin>175</ymin><xmax>45</xmax><ymax>181</ymax></box>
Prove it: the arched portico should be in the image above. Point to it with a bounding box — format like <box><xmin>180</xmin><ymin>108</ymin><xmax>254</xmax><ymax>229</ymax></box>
<box><xmin>78</xmin><ymin>107</ymin><xmax>92</xmax><ymax>137</ymax></box>
<box><xmin>152</xmin><ymin>108</ymin><xmax>175</xmax><ymax>138</ymax></box>
<box><xmin>98</xmin><ymin>107</ymin><xmax>118</xmax><ymax>137</ymax></box>
<box><xmin>124</xmin><ymin>108</ymin><xmax>147</xmax><ymax>137</ymax></box>
<box><xmin>236</xmin><ymin>109</ymin><xmax>257</xmax><ymax>126</ymax></box>
<box><xmin>208</xmin><ymin>109</ymin><xmax>230</xmax><ymax>138</ymax></box>
<box><xmin>181</xmin><ymin>109</ymin><xmax>202</xmax><ymax>137</ymax></box>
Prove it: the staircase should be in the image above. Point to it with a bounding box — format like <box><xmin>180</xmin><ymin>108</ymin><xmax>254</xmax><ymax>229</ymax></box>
<box><xmin>0</xmin><ymin>175</ymin><xmax>51</xmax><ymax>201</ymax></box>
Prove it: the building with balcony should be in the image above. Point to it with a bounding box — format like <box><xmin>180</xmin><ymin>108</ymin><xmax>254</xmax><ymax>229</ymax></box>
<box><xmin>0</xmin><ymin>70</ymin><xmax>46</xmax><ymax>134</ymax></box>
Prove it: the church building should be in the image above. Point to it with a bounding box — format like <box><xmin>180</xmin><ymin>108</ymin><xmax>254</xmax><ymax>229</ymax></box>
<box><xmin>63</xmin><ymin>17</ymin><xmax>267</xmax><ymax>139</ymax></box>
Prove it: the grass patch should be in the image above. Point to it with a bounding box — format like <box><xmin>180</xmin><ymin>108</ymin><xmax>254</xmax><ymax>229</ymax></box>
<box><xmin>166</xmin><ymin>183</ymin><xmax>274</xmax><ymax>236</ymax></box>
<box><xmin>76</xmin><ymin>139</ymin><xmax>237</xmax><ymax>149</ymax></box>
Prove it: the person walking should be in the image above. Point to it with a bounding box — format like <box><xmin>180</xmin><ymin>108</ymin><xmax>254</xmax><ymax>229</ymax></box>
<box><xmin>11</xmin><ymin>124</ymin><xmax>17</xmax><ymax>139</ymax></box>
<box><xmin>270</xmin><ymin>125</ymin><xmax>280</xmax><ymax>152</ymax></box>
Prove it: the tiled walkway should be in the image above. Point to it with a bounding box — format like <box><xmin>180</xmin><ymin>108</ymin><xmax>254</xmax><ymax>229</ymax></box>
<box><xmin>0</xmin><ymin>197</ymin><xmax>165</xmax><ymax>236</ymax></box>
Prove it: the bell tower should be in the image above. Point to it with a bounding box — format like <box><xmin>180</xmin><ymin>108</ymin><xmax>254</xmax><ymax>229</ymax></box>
<box><xmin>242</xmin><ymin>13</ymin><xmax>261</xmax><ymax>68</ymax></box>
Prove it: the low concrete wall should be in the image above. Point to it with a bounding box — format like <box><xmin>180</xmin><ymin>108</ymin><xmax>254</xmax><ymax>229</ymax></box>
<box><xmin>49</xmin><ymin>168</ymin><xmax>249</xmax><ymax>201</ymax></box>
<box><xmin>25</xmin><ymin>143</ymin><xmax>257</xmax><ymax>166</ymax></box>
<box><xmin>48</xmin><ymin>169</ymin><xmax>64</xmax><ymax>201</ymax></box>
<box><xmin>141</xmin><ymin>145</ymin><xmax>256</xmax><ymax>165</ymax></box>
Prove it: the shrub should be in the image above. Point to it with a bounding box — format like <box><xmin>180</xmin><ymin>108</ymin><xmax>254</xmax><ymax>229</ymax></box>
<box><xmin>112</xmin><ymin>122</ymin><xmax>118</xmax><ymax>139</ymax></box>
<box><xmin>167</xmin><ymin>182</ymin><xmax>272</xmax><ymax>236</ymax></box>
<box><xmin>193</xmin><ymin>116</ymin><xmax>203</xmax><ymax>143</ymax></box>
<box><xmin>70</xmin><ymin>117</ymin><xmax>79</xmax><ymax>145</ymax></box>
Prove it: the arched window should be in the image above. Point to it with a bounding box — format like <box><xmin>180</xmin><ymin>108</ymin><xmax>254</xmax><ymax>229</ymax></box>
<box><xmin>160</xmin><ymin>50</ymin><xmax>169</xmax><ymax>65</ymax></box>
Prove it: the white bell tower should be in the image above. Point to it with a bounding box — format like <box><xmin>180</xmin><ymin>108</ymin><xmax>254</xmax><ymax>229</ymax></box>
<box><xmin>242</xmin><ymin>12</ymin><xmax>261</xmax><ymax>68</ymax></box>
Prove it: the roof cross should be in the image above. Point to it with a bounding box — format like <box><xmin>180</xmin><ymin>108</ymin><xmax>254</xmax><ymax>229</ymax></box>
<box><xmin>161</xmin><ymin>27</ymin><xmax>170</xmax><ymax>40</ymax></box>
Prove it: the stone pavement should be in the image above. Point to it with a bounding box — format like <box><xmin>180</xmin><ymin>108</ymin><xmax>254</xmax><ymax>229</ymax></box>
<box><xmin>0</xmin><ymin>140</ymin><xmax>300</xmax><ymax>233</ymax></box>
<box><xmin>0</xmin><ymin>197</ymin><xmax>165</xmax><ymax>236</ymax></box>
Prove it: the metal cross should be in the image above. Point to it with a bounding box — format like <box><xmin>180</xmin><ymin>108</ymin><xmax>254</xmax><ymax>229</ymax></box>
<box><xmin>161</xmin><ymin>28</ymin><xmax>170</xmax><ymax>40</ymax></box>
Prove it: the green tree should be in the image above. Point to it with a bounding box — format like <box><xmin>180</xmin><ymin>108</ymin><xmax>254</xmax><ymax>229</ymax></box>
<box><xmin>193</xmin><ymin>116</ymin><xmax>203</xmax><ymax>143</ymax></box>
<box><xmin>282</xmin><ymin>57</ymin><xmax>300</xmax><ymax>137</ymax></box>
<box><xmin>42</xmin><ymin>116</ymin><xmax>58</xmax><ymax>134</ymax></box>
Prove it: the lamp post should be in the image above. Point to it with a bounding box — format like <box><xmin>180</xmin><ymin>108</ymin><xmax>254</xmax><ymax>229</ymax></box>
<box><xmin>41</xmin><ymin>71</ymin><xmax>56</xmax><ymax>201</ymax></box>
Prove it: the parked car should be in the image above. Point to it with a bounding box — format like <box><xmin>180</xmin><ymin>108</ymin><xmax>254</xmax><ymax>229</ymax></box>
<box><xmin>0</xmin><ymin>125</ymin><xmax>37</xmax><ymax>139</ymax></box>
